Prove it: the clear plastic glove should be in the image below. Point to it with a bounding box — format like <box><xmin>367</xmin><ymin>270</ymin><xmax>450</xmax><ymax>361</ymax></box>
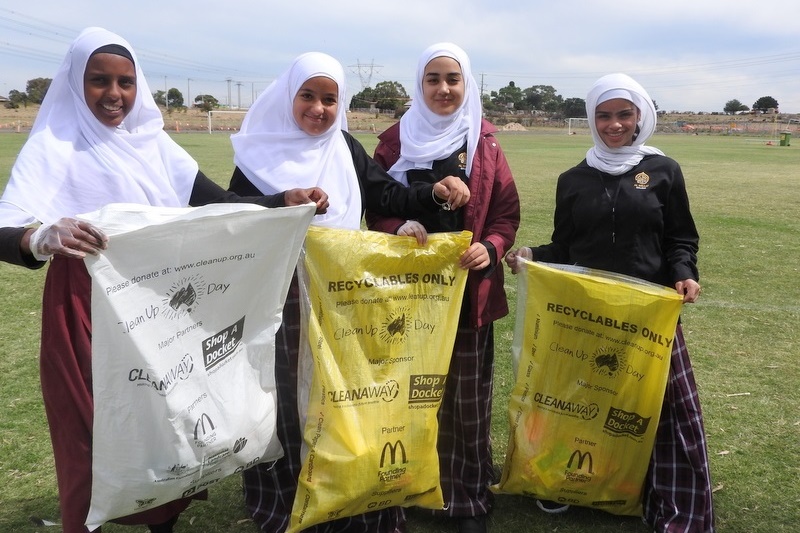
<box><xmin>397</xmin><ymin>220</ymin><xmax>428</xmax><ymax>245</ymax></box>
<box><xmin>29</xmin><ymin>218</ymin><xmax>109</xmax><ymax>261</ymax></box>
<box><xmin>504</xmin><ymin>247</ymin><xmax>533</xmax><ymax>274</ymax></box>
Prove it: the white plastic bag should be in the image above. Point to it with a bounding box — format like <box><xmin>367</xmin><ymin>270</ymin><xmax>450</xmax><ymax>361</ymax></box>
<box><xmin>81</xmin><ymin>202</ymin><xmax>315</xmax><ymax>529</ymax></box>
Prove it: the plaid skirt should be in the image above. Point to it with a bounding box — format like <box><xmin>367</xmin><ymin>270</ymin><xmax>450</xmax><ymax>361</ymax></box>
<box><xmin>242</xmin><ymin>276</ymin><xmax>405</xmax><ymax>533</ymax></box>
<box><xmin>430</xmin><ymin>323</ymin><xmax>496</xmax><ymax>519</ymax></box>
<box><xmin>643</xmin><ymin>324</ymin><xmax>715</xmax><ymax>533</ymax></box>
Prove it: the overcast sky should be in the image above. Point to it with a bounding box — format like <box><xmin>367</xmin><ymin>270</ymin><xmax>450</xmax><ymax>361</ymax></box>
<box><xmin>2</xmin><ymin>1</ymin><xmax>799</xmax><ymax>113</ymax></box>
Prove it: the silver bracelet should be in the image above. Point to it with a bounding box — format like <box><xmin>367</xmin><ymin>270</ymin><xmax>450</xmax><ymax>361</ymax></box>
<box><xmin>432</xmin><ymin>188</ymin><xmax>451</xmax><ymax>211</ymax></box>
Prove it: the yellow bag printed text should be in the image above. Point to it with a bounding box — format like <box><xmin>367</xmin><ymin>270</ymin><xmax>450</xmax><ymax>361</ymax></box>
<box><xmin>289</xmin><ymin>227</ymin><xmax>472</xmax><ymax>532</ymax></box>
<box><xmin>493</xmin><ymin>261</ymin><xmax>683</xmax><ymax>516</ymax></box>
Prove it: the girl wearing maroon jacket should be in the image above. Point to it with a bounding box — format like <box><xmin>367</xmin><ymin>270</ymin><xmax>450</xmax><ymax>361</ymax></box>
<box><xmin>367</xmin><ymin>42</ymin><xmax>520</xmax><ymax>533</ymax></box>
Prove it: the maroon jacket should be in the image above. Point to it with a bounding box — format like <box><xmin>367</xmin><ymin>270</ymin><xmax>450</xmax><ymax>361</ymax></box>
<box><xmin>368</xmin><ymin>119</ymin><xmax>520</xmax><ymax>328</ymax></box>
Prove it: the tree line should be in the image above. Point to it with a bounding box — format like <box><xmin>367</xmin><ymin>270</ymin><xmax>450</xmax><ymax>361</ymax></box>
<box><xmin>150</xmin><ymin>89</ymin><xmax>220</xmax><ymax>112</ymax></box>
<box><xmin>724</xmin><ymin>96</ymin><xmax>779</xmax><ymax>115</ymax></box>
<box><xmin>348</xmin><ymin>80</ymin><xmax>587</xmax><ymax>118</ymax></box>
<box><xmin>349</xmin><ymin>80</ymin><xmax>783</xmax><ymax>118</ymax></box>
<box><xmin>4</xmin><ymin>77</ymin><xmax>782</xmax><ymax>116</ymax></box>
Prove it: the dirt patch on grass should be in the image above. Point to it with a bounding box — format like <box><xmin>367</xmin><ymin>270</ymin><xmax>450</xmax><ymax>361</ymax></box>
<box><xmin>0</xmin><ymin>105</ymin><xmax>37</xmax><ymax>132</ymax></box>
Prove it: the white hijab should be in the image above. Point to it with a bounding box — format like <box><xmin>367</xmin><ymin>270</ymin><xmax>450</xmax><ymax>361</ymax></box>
<box><xmin>585</xmin><ymin>73</ymin><xmax>664</xmax><ymax>176</ymax></box>
<box><xmin>0</xmin><ymin>27</ymin><xmax>197</xmax><ymax>227</ymax></box>
<box><xmin>231</xmin><ymin>52</ymin><xmax>361</xmax><ymax>230</ymax></box>
<box><xmin>388</xmin><ymin>42</ymin><xmax>482</xmax><ymax>185</ymax></box>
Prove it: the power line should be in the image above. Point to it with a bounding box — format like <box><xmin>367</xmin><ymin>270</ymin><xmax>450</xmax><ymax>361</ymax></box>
<box><xmin>0</xmin><ymin>10</ymin><xmax>270</xmax><ymax>85</ymax></box>
<box><xmin>348</xmin><ymin>60</ymin><xmax>382</xmax><ymax>90</ymax></box>
<box><xmin>0</xmin><ymin>41</ymin><xmax>63</xmax><ymax>64</ymax></box>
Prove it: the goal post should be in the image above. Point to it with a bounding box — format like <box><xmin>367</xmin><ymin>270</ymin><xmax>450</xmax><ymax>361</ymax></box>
<box><xmin>567</xmin><ymin>117</ymin><xmax>590</xmax><ymax>135</ymax></box>
<box><xmin>207</xmin><ymin>110</ymin><xmax>248</xmax><ymax>134</ymax></box>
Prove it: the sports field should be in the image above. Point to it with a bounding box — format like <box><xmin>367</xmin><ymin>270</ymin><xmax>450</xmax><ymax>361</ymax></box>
<box><xmin>0</xmin><ymin>130</ymin><xmax>797</xmax><ymax>532</ymax></box>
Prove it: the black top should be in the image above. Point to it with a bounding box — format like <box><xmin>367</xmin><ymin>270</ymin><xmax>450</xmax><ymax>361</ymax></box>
<box><xmin>229</xmin><ymin>130</ymin><xmax>441</xmax><ymax>218</ymax></box>
<box><xmin>0</xmin><ymin>227</ymin><xmax>41</xmax><ymax>268</ymax></box>
<box><xmin>190</xmin><ymin>170</ymin><xmax>285</xmax><ymax>208</ymax></box>
<box><xmin>405</xmin><ymin>141</ymin><xmax>468</xmax><ymax>233</ymax></box>
<box><xmin>531</xmin><ymin>154</ymin><xmax>699</xmax><ymax>287</ymax></box>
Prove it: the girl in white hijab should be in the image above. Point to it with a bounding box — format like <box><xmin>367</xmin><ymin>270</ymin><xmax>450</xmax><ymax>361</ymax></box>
<box><xmin>0</xmin><ymin>27</ymin><xmax>197</xmax><ymax>533</ymax></box>
<box><xmin>228</xmin><ymin>51</ymin><xmax>470</xmax><ymax>533</ymax></box>
<box><xmin>387</xmin><ymin>42</ymin><xmax>483</xmax><ymax>186</ymax></box>
<box><xmin>232</xmin><ymin>52</ymin><xmax>361</xmax><ymax>229</ymax></box>
<box><xmin>506</xmin><ymin>74</ymin><xmax>714</xmax><ymax>532</ymax></box>
<box><xmin>585</xmin><ymin>72</ymin><xmax>664</xmax><ymax>175</ymax></box>
<box><xmin>0</xmin><ymin>27</ymin><xmax>324</xmax><ymax>533</ymax></box>
<box><xmin>0</xmin><ymin>28</ymin><xmax>197</xmax><ymax>229</ymax></box>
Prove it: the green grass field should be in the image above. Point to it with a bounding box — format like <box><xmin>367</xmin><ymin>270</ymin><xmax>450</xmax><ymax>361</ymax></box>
<box><xmin>0</xmin><ymin>130</ymin><xmax>798</xmax><ymax>532</ymax></box>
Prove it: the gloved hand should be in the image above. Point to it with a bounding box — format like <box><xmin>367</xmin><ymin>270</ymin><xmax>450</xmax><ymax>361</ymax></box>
<box><xmin>28</xmin><ymin>218</ymin><xmax>108</xmax><ymax>261</ymax></box>
<box><xmin>504</xmin><ymin>247</ymin><xmax>533</xmax><ymax>274</ymax></box>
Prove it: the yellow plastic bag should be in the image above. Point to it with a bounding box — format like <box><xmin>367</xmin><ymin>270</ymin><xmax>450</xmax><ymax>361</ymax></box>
<box><xmin>493</xmin><ymin>260</ymin><xmax>683</xmax><ymax>516</ymax></box>
<box><xmin>289</xmin><ymin>227</ymin><xmax>472</xmax><ymax>532</ymax></box>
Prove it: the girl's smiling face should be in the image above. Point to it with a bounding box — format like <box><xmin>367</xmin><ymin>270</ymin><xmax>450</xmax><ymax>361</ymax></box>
<box><xmin>293</xmin><ymin>76</ymin><xmax>339</xmax><ymax>136</ymax></box>
<box><xmin>594</xmin><ymin>98</ymin><xmax>640</xmax><ymax>148</ymax></box>
<box><xmin>422</xmin><ymin>56</ymin><xmax>464</xmax><ymax>116</ymax></box>
<box><xmin>83</xmin><ymin>52</ymin><xmax>137</xmax><ymax>128</ymax></box>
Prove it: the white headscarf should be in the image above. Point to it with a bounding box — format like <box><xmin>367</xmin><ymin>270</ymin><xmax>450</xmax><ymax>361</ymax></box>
<box><xmin>0</xmin><ymin>27</ymin><xmax>198</xmax><ymax>227</ymax></box>
<box><xmin>388</xmin><ymin>42</ymin><xmax>482</xmax><ymax>185</ymax></box>
<box><xmin>231</xmin><ymin>52</ymin><xmax>361</xmax><ymax>230</ymax></box>
<box><xmin>585</xmin><ymin>73</ymin><xmax>664</xmax><ymax>176</ymax></box>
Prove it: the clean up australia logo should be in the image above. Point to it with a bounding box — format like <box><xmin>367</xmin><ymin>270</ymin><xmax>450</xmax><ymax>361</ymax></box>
<box><xmin>379</xmin><ymin>307</ymin><xmax>411</xmax><ymax>345</ymax></box>
<box><xmin>162</xmin><ymin>274</ymin><xmax>206</xmax><ymax>320</ymax></box>
<box><xmin>589</xmin><ymin>346</ymin><xmax>626</xmax><ymax>378</ymax></box>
